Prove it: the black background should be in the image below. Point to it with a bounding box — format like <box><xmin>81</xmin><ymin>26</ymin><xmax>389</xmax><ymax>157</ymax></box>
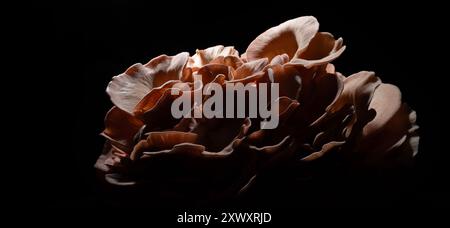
<box><xmin>19</xmin><ymin>0</ymin><xmax>448</xmax><ymax>211</ymax></box>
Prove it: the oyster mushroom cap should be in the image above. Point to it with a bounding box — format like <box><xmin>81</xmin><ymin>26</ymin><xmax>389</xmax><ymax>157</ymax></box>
<box><xmin>328</xmin><ymin>71</ymin><xmax>381</xmax><ymax>120</ymax></box>
<box><xmin>107</xmin><ymin>52</ymin><xmax>189</xmax><ymax>113</ymax></box>
<box><xmin>233</xmin><ymin>58</ymin><xmax>269</xmax><ymax>80</ymax></box>
<box><xmin>188</xmin><ymin>45</ymin><xmax>239</xmax><ymax>69</ymax></box>
<box><xmin>209</xmin><ymin>55</ymin><xmax>244</xmax><ymax>70</ymax></box>
<box><xmin>358</xmin><ymin>83</ymin><xmax>419</xmax><ymax>157</ymax></box>
<box><xmin>130</xmin><ymin>131</ymin><xmax>199</xmax><ymax>160</ymax></box>
<box><xmin>246</xmin><ymin>16</ymin><xmax>346</xmax><ymax>68</ymax></box>
<box><xmin>101</xmin><ymin>106</ymin><xmax>143</xmax><ymax>149</ymax></box>
<box><xmin>246</xmin><ymin>16</ymin><xmax>320</xmax><ymax>62</ymax></box>
<box><xmin>197</xmin><ymin>63</ymin><xmax>233</xmax><ymax>83</ymax></box>
<box><xmin>290</xmin><ymin>32</ymin><xmax>346</xmax><ymax>68</ymax></box>
<box><xmin>270</xmin><ymin>53</ymin><xmax>290</xmax><ymax>65</ymax></box>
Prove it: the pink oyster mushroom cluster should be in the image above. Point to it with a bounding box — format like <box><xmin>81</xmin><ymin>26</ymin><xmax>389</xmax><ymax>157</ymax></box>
<box><xmin>95</xmin><ymin>16</ymin><xmax>419</xmax><ymax>197</ymax></box>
